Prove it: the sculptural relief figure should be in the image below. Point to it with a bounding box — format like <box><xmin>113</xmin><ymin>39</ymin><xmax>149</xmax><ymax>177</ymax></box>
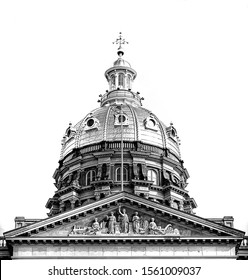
<box><xmin>139</xmin><ymin>216</ymin><xmax>149</xmax><ymax>234</ymax></box>
<box><xmin>92</xmin><ymin>218</ymin><xmax>100</xmax><ymax>233</ymax></box>
<box><xmin>132</xmin><ymin>212</ymin><xmax>140</xmax><ymax>234</ymax></box>
<box><xmin>147</xmin><ymin>220</ymin><xmax>181</xmax><ymax>235</ymax></box>
<box><xmin>72</xmin><ymin>171</ymin><xmax>80</xmax><ymax>187</ymax></box>
<box><xmin>149</xmin><ymin>218</ymin><xmax>157</xmax><ymax>234</ymax></box>
<box><xmin>70</xmin><ymin>225</ymin><xmax>87</xmax><ymax>235</ymax></box>
<box><xmin>119</xmin><ymin>206</ymin><xmax>129</xmax><ymax>233</ymax></box>
<box><xmin>173</xmin><ymin>228</ymin><xmax>180</xmax><ymax>235</ymax></box>
<box><xmin>164</xmin><ymin>224</ymin><xmax>174</xmax><ymax>235</ymax></box>
<box><xmin>106</xmin><ymin>212</ymin><xmax>116</xmax><ymax>234</ymax></box>
<box><xmin>108</xmin><ymin>212</ymin><xmax>116</xmax><ymax>234</ymax></box>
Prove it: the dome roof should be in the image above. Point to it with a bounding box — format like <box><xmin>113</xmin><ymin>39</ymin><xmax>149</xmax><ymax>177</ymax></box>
<box><xmin>113</xmin><ymin>57</ymin><xmax>131</xmax><ymax>67</ymax></box>
<box><xmin>61</xmin><ymin>104</ymin><xmax>181</xmax><ymax>161</ymax></box>
<box><xmin>60</xmin><ymin>37</ymin><xmax>181</xmax><ymax>163</ymax></box>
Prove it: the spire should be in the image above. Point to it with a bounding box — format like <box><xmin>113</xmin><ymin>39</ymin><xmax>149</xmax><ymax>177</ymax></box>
<box><xmin>113</xmin><ymin>32</ymin><xmax>128</xmax><ymax>57</ymax></box>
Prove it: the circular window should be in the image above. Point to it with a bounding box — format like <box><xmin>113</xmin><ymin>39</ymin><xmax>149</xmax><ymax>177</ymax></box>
<box><xmin>148</xmin><ymin>119</ymin><xmax>156</xmax><ymax>127</ymax></box>
<box><xmin>118</xmin><ymin>115</ymin><xmax>126</xmax><ymax>123</ymax></box>
<box><xmin>87</xmin><ymin>118</ymin><xmax>95</xmax><ymax>127</ymax></box>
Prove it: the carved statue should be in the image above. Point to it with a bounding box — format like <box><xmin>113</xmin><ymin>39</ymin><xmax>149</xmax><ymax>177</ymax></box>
<box><xmin>173</xmin><ymin>228</ymin><xmax>180</xmax><ymax>235</ymax></box>
<box><xmin>132</xmin><ymin>212</ymin><xmax>140</xmax><ymax>234</ymax></box>
<box><xmin>149</xmin><ymin>218</ymin><xmax>157</xmax><ymax>234</ymax></box>
<box><xmin>106</xmin><ymin>212</ymin><xmax>116</xmax><ymax>234</ymax></box>
<box><xmin>119</xmin><ymin>206</ymin><xmax>129</xmax><ymax>233</ymax></box>
<box><xmin>70</xmin><ymin>225</ymin><xmax>87</xmax><ymax>235</ymax></box>
<box><xmin>139</xmin><ymin>216</ymin><xmax>149</xmax><ymax>234</ymax></box>
<box><xmin>147</xmin><ymin>220</ymin><xmax>180</xmax><ymax>235</ymax></box>
<box><xmin>92</xmin><ymin>218</ymin><xmax>100</xmax><ymax>233</ymax></box>
<box><xmin>72</xmin><ymin>171</ymin><xmax>80</xmax><ymax>187</ymax></box>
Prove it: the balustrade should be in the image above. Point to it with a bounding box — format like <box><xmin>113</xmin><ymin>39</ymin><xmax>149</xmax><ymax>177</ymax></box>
<box><xmin>80</xmin><ymin>141</ymin><xmax>165</xmax><ymax>155</ymax></box>
<box><xmin>241</xmin><ymin>236</ymin><xmax>248</xmax><ymax>247</ymax></box>
<box><xmin>0</xmin><ymin>237</ymin><xmax>6</xmax><ymax>247</ymax></box>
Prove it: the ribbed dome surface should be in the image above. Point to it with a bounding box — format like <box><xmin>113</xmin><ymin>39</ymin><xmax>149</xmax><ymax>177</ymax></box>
<box><xmin>61</xmin><ymin>104</ymin><xmax>180</xmax><ymax>160</ymax></box>
<box><xmin>113</xmin><ymin>57</ymin><xmax>131</xmax><ymax>67</ymax></box>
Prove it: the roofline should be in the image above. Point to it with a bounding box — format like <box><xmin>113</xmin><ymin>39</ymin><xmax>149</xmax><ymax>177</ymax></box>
<box><xmin>4</xmin><ymin>192</ymin><xmax>245</xmax><ymax>237</ymax></box>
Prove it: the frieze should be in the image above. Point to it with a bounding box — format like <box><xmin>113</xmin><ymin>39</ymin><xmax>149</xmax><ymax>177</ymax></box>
<box><xmin>69</xmin><ymin>206</ymin><xmax>181</xmax><ymax>236</ymax></box>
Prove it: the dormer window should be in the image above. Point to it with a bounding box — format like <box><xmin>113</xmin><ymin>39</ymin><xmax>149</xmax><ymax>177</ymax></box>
<box><xmin>114</xmin><ymin>113</ymin><xmax>129</xmax><ymax>126</ymax></box>
<box><xmin>65</xmin><ymin>123</ymin><xmax>76</xmax><ymax>139</ymax></box>
<box><xmin>144</xmin><ymin>116</ymin><xmax>158</xmax><ymax>131</ymax></box>
<box><xmin>87</xmin><ymin>118</ymin><xmax>95</xmax><ymax>127</ymax></box>
<box><xmin>118</xmin><ymin>115</ymin><xmax>126</xmax><ymax>123</ymax></box>
<box><xmin>83</xmin><ymin>117</ymin><xmax>100</xmax><ymax>131</ymax></box>
<box><xmin>166</xmin><ymin>123</ymin><xmax>178</xmax><ymax>140</ymax></box>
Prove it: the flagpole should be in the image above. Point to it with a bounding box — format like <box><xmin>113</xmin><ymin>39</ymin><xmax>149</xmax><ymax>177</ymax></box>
<box><xmin>121</xmin><ymin>104</ymin><xmax>123</xmax><ymax>192</ymax></box>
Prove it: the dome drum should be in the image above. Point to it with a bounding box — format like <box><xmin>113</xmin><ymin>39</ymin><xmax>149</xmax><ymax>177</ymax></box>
<box><xmin>100</xmin><ymin>89</ymin><xmax>142</xmax><ymax>107</ymax></box>
<box><xmin>47</xmin><ymin>142</ymin><xmax>192</xmax><ymax>216</ymax></box>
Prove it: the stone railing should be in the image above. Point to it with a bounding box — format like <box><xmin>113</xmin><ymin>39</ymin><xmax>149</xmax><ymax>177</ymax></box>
<box><xmin>0</xmin><ymin>236</ymin><xmax>6</xmax><ymax>247</ymax></box>
<box><xmin>80</xmin><ymin>141</ymin><xmax>165</xmax><ymax>155</ymax></box>
<box><xmin>240</xmin><ymin>236</ymin><xmax>248</xmax><ymax>247</ymax></box>
<box><xmin>237</xmin><ymin>236</ymin><xmax>248</xmax><ymax>260</ymax></box>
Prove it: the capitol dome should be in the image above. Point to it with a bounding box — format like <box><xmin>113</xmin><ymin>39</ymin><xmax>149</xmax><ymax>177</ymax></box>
<box><xmin>61</xmin><ymin>105</ymin><xmax>181</xmax><ymax>163</ymax></box>
<box><xmin>46</xmin><ymin>34</ymin><xmax>196</xmax><ymax>217</ymax></box>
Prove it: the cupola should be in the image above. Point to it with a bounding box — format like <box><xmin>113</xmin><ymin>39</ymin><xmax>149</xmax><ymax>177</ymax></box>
<box><xmin>105</xmin><ymin>33</ymin><xmax>137</xmax><ymax>91</ymax></box>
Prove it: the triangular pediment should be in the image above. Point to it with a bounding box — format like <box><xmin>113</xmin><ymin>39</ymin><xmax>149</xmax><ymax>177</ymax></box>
<box><xmin>4</xmin><ymin>192</ymin><xmax>244</xmax><ymax>240</ymax></box>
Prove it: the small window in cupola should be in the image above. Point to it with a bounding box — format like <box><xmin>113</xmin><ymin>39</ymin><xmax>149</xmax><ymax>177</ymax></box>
<box><xmin>126</xmin><ymin>74</ymin><xmax>132</xmax><ymax>89</ymax></box>
<box><xmin>111</xmin><ymin>74</ymin><xmax>115</xmax><ymax>85</ymax></box>
<box><xmin>110</xmin><ymin>74</ymin><xmax>116</xmax><ymax>90</ymax></box>
<box><xmin>118</xmin><ymin>73</ymin><xmax>125</xmax><ymax>88</ymax></box>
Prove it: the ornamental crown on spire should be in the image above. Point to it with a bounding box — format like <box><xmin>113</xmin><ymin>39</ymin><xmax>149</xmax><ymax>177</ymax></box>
<box><xmin>113</xmin><ymin>32</ymin><xmax>128</xmax><ymax>57</ymax></box>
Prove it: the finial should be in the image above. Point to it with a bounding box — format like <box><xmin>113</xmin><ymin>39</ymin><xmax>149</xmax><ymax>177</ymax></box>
<box><xmin>113</xmin><ymin>32</ymin><xmax>128</xmax><ymax>57</ymax></box>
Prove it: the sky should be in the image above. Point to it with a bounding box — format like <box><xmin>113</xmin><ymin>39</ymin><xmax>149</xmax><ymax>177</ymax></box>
<box><xmin>0</xmin><ymin>0</ymin><xmax>248</xmax><ymax>236</ymax></box>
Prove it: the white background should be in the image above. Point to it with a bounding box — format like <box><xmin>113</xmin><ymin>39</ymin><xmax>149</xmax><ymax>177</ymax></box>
<box><xmin>0</xmin><ymin>0</ymin><xmax>248</xmax><ymax>238</ymax></box>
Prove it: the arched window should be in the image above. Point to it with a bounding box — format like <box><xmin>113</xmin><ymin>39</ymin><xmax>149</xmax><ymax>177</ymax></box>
<box><xmin>86</xmin><ymin>170</ymin><xmax>96</xmax><ymax>185</ymax></box>
<box><xmin>118</xmin><ymin>73</ymin><xmax>124</xmax><ymax>87</ymax></box>
<box><xmin>111</xmin><ymin>75</ymin><xmax>115</xmax><ymax>85</ymax></box>
<box><xmin>116</xmin><ymin>167</ymin><xmax>128</xmax><ymax>181</ymax></box>
<box><xmin>147</xmin><ymin>169</ymin><xmax>158</xmax><ymax>185</ymax></box>
<box><xmin>126</xmin><ymin>75</ymin><xmax>132</xmax><ymax>89</ymax></box>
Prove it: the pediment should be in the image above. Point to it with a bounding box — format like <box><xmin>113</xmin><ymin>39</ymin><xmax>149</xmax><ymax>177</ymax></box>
<box><xmin>30</xmin><ymin>205</ymin><xmax>200</xmax><ymax>237</ymax></box>
<box><xmin>5</xmin><ymin>192</ymin><xmax>244</xmax><ymax>240</ymax></box>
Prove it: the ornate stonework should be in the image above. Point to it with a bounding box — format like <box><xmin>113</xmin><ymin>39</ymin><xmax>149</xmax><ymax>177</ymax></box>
<box><xmin>2</xmin><ymin>34</ymin><xmax>246</xmax><ymax>260</ymax></box>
